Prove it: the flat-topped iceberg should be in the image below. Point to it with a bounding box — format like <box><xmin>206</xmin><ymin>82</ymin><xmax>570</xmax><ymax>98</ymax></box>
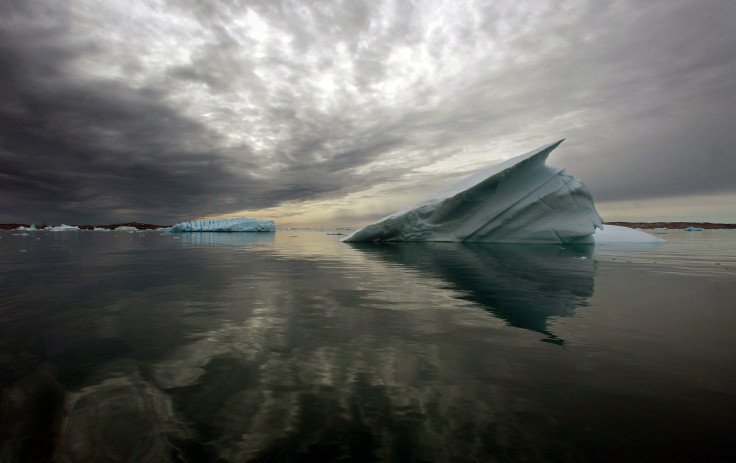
<box><xmin>169</xmin><ymin>217</ymin><xmax>275</xmax><ymax>233</ymax></box>
<box><xmin>343</xmin><ymin>140</ymin><xmax>604</xmax><ymax>243</ymax></box>
<box><xmin>49</xmin><ymin>224</ymin><xmax>81</xmax><ymax>232</ymax></box>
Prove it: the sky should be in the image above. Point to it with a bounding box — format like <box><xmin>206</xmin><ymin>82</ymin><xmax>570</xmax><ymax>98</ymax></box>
<box><xmin>1</xmin><ymin>0</ymin><xmax>735</xmax><ymax>227</ymax></box>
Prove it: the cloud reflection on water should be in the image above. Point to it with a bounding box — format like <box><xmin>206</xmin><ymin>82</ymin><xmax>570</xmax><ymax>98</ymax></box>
<box><xmin>2</xmin><ymin>232</ymin><xmax>599</xmax><ymax>461</ymax></box>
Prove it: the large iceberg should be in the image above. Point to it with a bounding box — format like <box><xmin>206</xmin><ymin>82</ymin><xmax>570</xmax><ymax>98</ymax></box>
<box><xmin>169</xmin><ymin>217</ymin><xmax>275</xmax><ymax>233</ymax></box>
<box><xmin>343</xmin><ymin>140</ymin><xmax>604</xmax><ymax>243</ymax></box>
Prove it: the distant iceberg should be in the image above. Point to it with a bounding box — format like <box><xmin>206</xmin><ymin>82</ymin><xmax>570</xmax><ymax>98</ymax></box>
<box><xmin>169</xmin><ymin>217</ymin><xmax>275</xmax><ymax>233</ymax></box>
<box><xmin>49</xmin><ymin>224</ymin><xmax>81</xmax><ymax>232</ymax></box>
<box><xmin>343</xmin><ymin>140</ymin><xmax>604</xmax><ymax>243</ymax></box>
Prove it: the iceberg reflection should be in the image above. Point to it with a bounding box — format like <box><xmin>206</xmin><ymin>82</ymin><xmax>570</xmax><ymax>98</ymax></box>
<box><xmin>176</xmin><ymin>231</ymin><xmax>275</xmax><ymax>246</ymax></box>
<box><xmin>348</xmin><ymin>242</ymin><xmax>596</xmax><ymax>343</ymax></box>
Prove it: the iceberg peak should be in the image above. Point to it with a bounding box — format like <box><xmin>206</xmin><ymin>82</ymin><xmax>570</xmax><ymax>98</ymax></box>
<box><xmin>343</xmin><ymin>140</ymin><xmax>603</xmax><ymax>243</ymax></box>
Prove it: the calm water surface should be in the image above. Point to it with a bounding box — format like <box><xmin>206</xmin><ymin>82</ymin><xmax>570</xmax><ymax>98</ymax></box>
<box><xmin>1</xmin><ymin>229</ymin><xmax>735</xmax><ymax>462</ymax></box>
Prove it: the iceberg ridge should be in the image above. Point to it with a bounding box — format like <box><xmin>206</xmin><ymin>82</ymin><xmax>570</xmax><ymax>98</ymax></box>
<box><xmin>343</xmin><ymin>140</ymin><xmax>603</xmax><ymax>243</ymax></box>
<box><xmin>169</xmin><ymin>217</ymin><xmax>275</xmax><ymax>233</ymax></box>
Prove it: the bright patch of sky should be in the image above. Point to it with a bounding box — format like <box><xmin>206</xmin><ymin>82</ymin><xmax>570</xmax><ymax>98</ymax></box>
<box><xmin>61</xmin><ymin>0</ymin><xmax>584</xmax><ymax>157</ymax></box>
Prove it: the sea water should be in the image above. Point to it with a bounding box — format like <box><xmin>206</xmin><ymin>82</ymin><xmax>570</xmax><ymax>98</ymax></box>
<box><xmin>1</xmin><ymin>229</ymin><xmax>735</xmax><ymax>461</ymax></box>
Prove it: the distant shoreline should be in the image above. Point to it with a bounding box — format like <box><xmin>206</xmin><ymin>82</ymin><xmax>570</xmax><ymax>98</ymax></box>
<box><xmin>2</xmin><ymin>221</ymin><xmax>735</xmax><ymax>231</ymax></box>
<box><xmin>0</xmin><ymin>222</ymin><xmax>171</xmax><ymax>230</ymax></box>
<box><xmin>604</xmin><ymin>222</ymin><xmax>736</xmax><ymax>229</ymax></box>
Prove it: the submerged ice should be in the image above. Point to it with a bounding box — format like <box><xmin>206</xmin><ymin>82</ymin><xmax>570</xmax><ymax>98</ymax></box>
<box><xmin>169</xmin><ymin>217</ymin><xmax>275</xmax><ymax>233</ymax></box>
<box><xmin>343</xmin><ymin>140</ymin><xmax>604</xmax><ymax>244</ymax></box>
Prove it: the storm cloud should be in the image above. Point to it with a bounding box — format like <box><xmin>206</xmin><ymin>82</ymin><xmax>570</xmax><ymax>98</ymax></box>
<box><xmin>1</xmin><ymin>0</ymin><xmax>735</xmax><ymax>225</ymax></box>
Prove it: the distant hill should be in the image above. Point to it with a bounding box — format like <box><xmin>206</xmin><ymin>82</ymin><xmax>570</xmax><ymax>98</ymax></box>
<box><xmin>604</xmin><ymin>222</ymin><xmax>736</xmax><ymax>229</ymax></box>
<box><xmin>0</xmin><ymin>222</ymin><xmax>171</xmax><ymax>230</ymax></box>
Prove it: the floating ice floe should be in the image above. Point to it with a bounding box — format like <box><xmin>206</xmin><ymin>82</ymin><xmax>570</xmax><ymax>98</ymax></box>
<box><xmin>168</xmin><ymin>217</ymin><xmax>275</xmax><ymax>233</ymax></box>
<box><xmin>343</xmin><ymin>140</ymin><xmax>604</xmax><ymax>244</ymax></box>
<box><xmin>684</xmin><ymin>226</ymin><xmax>704</xmax><ymax>231</ymax></box>
<box><xmin>48</xmin><ymin>224</ymin><xmax>81</xmax><ymax>232</ymax></box>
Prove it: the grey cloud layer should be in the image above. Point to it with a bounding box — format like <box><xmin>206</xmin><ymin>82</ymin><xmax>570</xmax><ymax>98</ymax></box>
<box><xmin>1</xmin><ymin>0</ymin><xmax>734</xmax><ymax>223</ymax></box>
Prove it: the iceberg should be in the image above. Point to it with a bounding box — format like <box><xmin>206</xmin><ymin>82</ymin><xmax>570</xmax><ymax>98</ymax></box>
<box><xmin>49</xmin><ymin>224</ymin><xmax>81</xmax><ymax>232</ymax></box>
<box><xmin>168</xmin><ymin>217</ymin><xmax>275</xmax><ymax>233</ymax></box>
<box><xmin>342</xmin><ymin>140</ymin><xmax>603</xmax><ymax>243</ymax></box>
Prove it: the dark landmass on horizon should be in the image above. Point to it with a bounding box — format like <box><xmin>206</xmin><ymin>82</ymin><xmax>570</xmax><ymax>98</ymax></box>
<box><xmin>0</xmin><ymin>222</ymin><xmax>171</xmax><ymax>230</ymax></box>
<box><xmin>2</xmin><ymin>221</ymin><xmax>735</xmax><ymax>231</ymax></box>
<box><xmin>604</xmin><ymin>222</ymin><xmax>736</xmax><ymax>230</ymax></box>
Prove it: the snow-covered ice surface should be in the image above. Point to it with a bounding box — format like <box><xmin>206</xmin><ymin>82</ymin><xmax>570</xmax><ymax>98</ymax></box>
<box><xmin>169</xmin><ymin>217</ymin><xmax>275</xmax><ymax>233</ymax></box>
<box><xmin>48</xmin><ymin>224</ymin><xmax>80</xmax><ymax>232</ymax></box>
<box><xmin>593</xmin><ymin>225</ymin><xmax>666</xmax><ymax>244</ymax></box>
<box><xmin>343</xmin><ymin>140</ymin><xmax>603</xmax><ymax>243</ymax></box>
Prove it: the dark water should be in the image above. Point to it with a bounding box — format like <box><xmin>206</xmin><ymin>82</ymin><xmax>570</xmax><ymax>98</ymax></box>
<box><xmin>1</xmin><ymin>229</ymin><xmax>735</xmax><ymax>462</ymax></box>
